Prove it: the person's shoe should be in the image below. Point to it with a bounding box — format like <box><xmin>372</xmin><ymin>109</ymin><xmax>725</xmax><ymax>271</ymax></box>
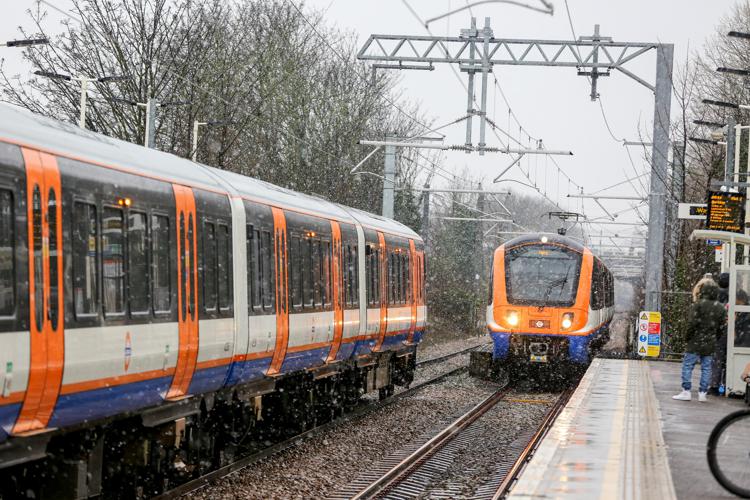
<box><xmin>699</xmin><ymin>392</ymin><xmax>708</xmax><ymax>402</ymax></box>
<box><xmin>707</xmin><ymin>387</ymin><xmax>720</xmax><ymax>396</ymax></box>
<box><xmin>672</xmin><ymin>390</ymin><xmax>691</xmax><ymax>401</ymax></box>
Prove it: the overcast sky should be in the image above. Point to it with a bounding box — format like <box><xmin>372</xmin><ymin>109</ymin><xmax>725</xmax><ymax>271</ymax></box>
<box><xmin>0</xmin><ymin>0</ymin><xmax>739</xmax><ymax>235</ymax></box>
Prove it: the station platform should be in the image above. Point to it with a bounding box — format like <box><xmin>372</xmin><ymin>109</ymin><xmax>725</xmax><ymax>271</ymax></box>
<box><xmin>508</xmin><ymin>358</ymin><xmax>747</xmax><ymax>500</ymax></box>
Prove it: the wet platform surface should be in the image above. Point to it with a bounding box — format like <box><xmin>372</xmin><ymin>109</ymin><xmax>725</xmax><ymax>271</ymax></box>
<box><xmin>508</xmin><ymin>358</ymin><xmax>747</xmax><ymax>499</ymax></box>
<box><xmin>650</xmin><ymin>360</ymin><xmax>745</xmax><ymax>499</ymax></box>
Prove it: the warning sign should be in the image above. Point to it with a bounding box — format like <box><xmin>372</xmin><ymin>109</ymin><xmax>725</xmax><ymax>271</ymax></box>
<box><xmin>637</xmin><ymin>311</ymin><xmax>661</xmax><ymax>357</ymax></box>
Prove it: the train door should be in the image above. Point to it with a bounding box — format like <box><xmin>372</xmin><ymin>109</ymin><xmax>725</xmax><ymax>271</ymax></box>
<box><xmin>166</xmin><ymin>185</ymin><xmax>199</xmax><ymax>400</ymax></box>
<box><xmin>407</xmin><ymin>239</ymin><xmax>418</xmax><ymax>344</ymax></box>
<box><xmin>373</xmin><ymin>232</ymin><xmax>388</xmax><ymax>351</ymax></box>
<box><xmin>12</xmin><ymin>149</ymin><xmax>64</xmax><ymax>435</ymax></box>
<box><xmin>326</xmin><ymin>221</ymin><xmax>344</xmax><ymax>362</ymax></box>
<box><xmin>267</xmin><ymin>208</ymin><xmax>289</xmax><ymax>375</ymax></box>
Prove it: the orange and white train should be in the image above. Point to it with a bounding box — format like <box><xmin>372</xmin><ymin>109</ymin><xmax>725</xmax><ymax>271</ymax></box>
<box><xmin>487</xmin><ymin>234</ymin><xmax>613</xmax><ymax>367</ymax></box>
<box><xmin>0</xmin><ymin>104</ymin><xmax>426</xmax><ymax>497</ymax></box>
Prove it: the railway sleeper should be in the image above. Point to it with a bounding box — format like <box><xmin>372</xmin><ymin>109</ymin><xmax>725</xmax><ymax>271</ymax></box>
<box><xmin>0</xmin><ymin>348</ymin><xmax>416</xmax><ymax>499</ymax></box>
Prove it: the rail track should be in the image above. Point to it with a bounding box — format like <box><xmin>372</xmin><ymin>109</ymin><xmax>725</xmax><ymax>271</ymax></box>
<box><xmin>414</xmin><ymin>341</ymin><xmax>490</xmax><ymax>368</ymax></box>
<box><xmin>156</xmin><ymin>345</ymin><xmax>477</xmax><ymax>499</ymax></box>
<box><xmin>337</xmin><ymin>386</ymin><xmax>573</xmax><ymax>500</ymax></box>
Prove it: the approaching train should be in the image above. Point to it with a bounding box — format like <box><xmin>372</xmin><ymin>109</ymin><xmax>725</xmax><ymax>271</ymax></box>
<box><xmin>484</xmin><ymin>233</ymin><xmax>613</xmax><ymax>371</ymax></box>
<box><xmin>0</xmin><ymin>104</ymin><xmax>426</xmax><ymax>498</ymax></box>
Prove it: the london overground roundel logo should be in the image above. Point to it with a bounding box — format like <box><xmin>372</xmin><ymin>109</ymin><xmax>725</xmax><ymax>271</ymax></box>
<box><xmin>124</xmin><ymin>332</ymin><xmax>132</xmax><ymax>372</ymax></box>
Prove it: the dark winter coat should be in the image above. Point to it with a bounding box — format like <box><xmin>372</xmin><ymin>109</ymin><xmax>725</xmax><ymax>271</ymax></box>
<box><xmin>718</xmin><ymin>273</ymin><xmax>730</xmax><ymax>304</ymax></box>
<box><xmin>685</xmin><ymin>285</ymin><xmax>727</xmax><ymax>356</ymax></box>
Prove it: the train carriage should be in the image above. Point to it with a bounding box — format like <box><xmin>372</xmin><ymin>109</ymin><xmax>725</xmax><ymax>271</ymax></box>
<box><xmin>486</xmin><ymin>233</ymin><xmax>614</xmax><ymax>369</ymax></box>
<box><xmin>0</xmin><ymin>104</ymin><xmax>426</xmax><ymax>497</ymax></box>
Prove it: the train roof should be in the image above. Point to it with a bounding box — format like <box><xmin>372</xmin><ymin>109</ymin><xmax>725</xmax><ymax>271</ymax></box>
<box><xmin>501</xmin><ymin>233</ymin><xmax>586</xmax><ymax>253</ymax></box>
<box><xmin>0</xmin><ymin>104</ymin><xmax>420</xmax><ymax>240</ymax></box>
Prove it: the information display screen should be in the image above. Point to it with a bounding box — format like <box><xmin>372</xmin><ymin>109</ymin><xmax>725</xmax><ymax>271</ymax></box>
<box><xmin>690</xmin><ymin>205</ymin><xmax>708</xmax><ymax>217</ymax></box>
<box><xmin>706</xmin><ymin>191</ymin><xmax>746</xmax><ymax>233</ymax></box>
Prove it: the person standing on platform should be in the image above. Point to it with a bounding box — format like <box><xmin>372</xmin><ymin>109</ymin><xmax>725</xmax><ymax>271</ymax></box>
<box><xmin>673</xmin><ymin>283</ymin><xmax>727</xmax><ymax>402</ymax></box>
<box><xmin>709</xmin><ymin>273</ymin><xmax>730</xmax><ymax>396</ymax></box>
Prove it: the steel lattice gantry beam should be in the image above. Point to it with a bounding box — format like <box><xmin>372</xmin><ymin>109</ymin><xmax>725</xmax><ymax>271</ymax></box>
<box><xmin>357</xmin><ymin>31</ymin><xmax>660</xmax><ymax>91</ymax></box>
<box><xmin>358</xmin><ymin>22</ymin><xmax>673</xmax><ymax>311</ymax></box>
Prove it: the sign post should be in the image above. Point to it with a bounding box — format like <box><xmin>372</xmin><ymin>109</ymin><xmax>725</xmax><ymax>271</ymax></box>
<box><xmin>637</xmin><ymin>311</ymin><xmax>661</xmax><ymax>357</ymax></box>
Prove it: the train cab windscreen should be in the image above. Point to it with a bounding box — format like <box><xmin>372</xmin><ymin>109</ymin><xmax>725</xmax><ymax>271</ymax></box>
<box><xmin>505</xmin><ymin>244</ymin><xmax>582</xmax><ymax>308</ymax></box>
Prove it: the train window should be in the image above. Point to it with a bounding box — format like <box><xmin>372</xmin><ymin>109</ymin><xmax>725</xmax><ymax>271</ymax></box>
<box><xmin>401</xmin><ymin>254</ymin><xmax>405</xmax><ymax>304</ymax></box>
<box><xmin>374</xmin><ymin>249</ymin><xmax>381</xmax><ymax>304</ymax></box>
<box><xmin>505</xmin><ymin>244</ymin><xmax>581</xmax><ymax>308</ymax></box>
<box><xmin>366</xmin><ymin>246</ymin><xmax>381</xmax><ymax>306</ymax></box>
<box><xmin>313</xmin><ymin>239</ymin><xmax>322</xmax><ymax>307</ymax></box>
<box><xmin>102</xmin><ymin>207</ymin><xmax>126</xmax><ymax>316</ymax></box>
<box><xmin>261</xmin><ymin>230</ymin><xmax>275</xmax><ymax>312</ymax></box>
<box><xmin>344</xmin><ymin>245</ymin><xmax>354</xmax><ymax>307</ymax></box>
<box><xmin>73</xmin><ymin>203</ymin><xmax>99</xmax><ymax>316</ymax></box>
<box><xmin>32</xmin><ymin>187</ymin><xmax>43</xmax><ymax>329</ymax></box>
<box><xmin>179</xmin><ymin>214</ymin><xmax>186</xmax><ymax>319</ymax></box>
<box><xmin>48</xmin><ymin>190</ymin><xmax>59</xmax><ymax>330</ymax></box>
<box><xmin>218</xmin><ymin>224</ymin><xmax>231</xmax><ymax>311</ymax></box>
<box><xmin>128</xmin><ymin>211</ymin><xmax>149</xmax><ymax>314</ymax></box>
<box><xmin>290</xmin><ymin>236</ymin><xmax>302</xmax><ymax>308</ymax></box>
<box><xmin>303</xmin><ymin>238</ymin><xmax>313</xmax><ymax>308</ymax></box>
<box><xmin>203</xmin><ymin>222</ymin><xmax>217</xmax><ymax>312</ymax></box>
<box><xmin>388</xmin><ymin>252</ymin><xmax>399</xmax><ymax>304</ymax></box>
<box><xmin>401</xmin><ymin>254</ymin><xmax>407</xmax><ymax>304</ymax></box>
<box><xmin>246</xmin><ymin>226</ymin><xmax>260</xmax><ymax>311</ymax></box>
<box><xmin>322</xmin><ymin>240</ymin><xmax>331</xmax><ymax>307</ymax></box>
<box><xmin>0</xmin><ymin>190</ymin><xmax>13</xmax><ymax>316</ymax></box>
<box><xmin>350</xmin><ymin>245</ymin><xmax>359</xmax><ymax>307</ymax></box>
<box><xmin>392</xmin><ymin>253</ymin><xmax>399</xmax><ymax>305</ymax></box>
<box><xmin>188</xmin><ymin>214</ymin><xmax>196</xmax><ymax>320</ymax></box>
<box><xmin>152</xmin><ymin>215</ymin><xmax>171</xmax><ymax>313</ymax></box>
<box><xmin>405</xmin><ymin>253</ymin><xmax>411</xmax><ymax>304</ymax></box>
<box><xmin>590</xmin><ymin>259</ymin><xmax>603</xmax><ymax>311</ymax></box>
<box><xmin>365</xmin><ymin>245</ymin><xmax>373</xmax><ymax>305</ymax></box>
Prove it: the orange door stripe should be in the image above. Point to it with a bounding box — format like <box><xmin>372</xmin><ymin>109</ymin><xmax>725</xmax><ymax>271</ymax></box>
<box><xmin>167</xmin><ymin>185</ymin><xmax>200</xmax><ymax>399</ymax></box>
<box><xmin>373</xmin><ymin>232</ymin><xmax>388</xmax><ymax>351</ymax></box>
<box><xmin>36</xmin><ymin>152</ymin><xmax>65</xmax><ymax>427</ymax></box>
<box><xmin>326</xmin><ymin>221</ymin><xmax>344</xmax><ymax>362</ymax></box>
<box><xmin>13</xmin><ymin>148</ymin><xmax>65</xmax><ymax>434</ymax></box>
<box><xmin>406</xmin><ymin>240</ymin><xmax>418</xmax><ymax>343</ymax></box>
<box><xmin>267</xmin><ymin>208</ymin><xmax>289</xmax><ymax>375</ymax></box>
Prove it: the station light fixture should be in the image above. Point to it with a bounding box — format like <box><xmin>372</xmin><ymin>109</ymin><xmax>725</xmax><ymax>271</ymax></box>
<box><xmin>688</xmin><ymin>136</ymin><xmax>720</xmax><ymax>145</ymax></box>
<box><xmin>693</xmin><ymin>119</ymin><xmax>726</xmax><ymax>128</ymax></box>
<box><xmin>3</xmin><ymin>38</ymin><xmax>48</xmax><ymax>48</ymax></box>
<box><xmin>717</xmin><ymin>67</ymin><xmax>750</xmax><ymax>76</ymax></box>
<box><xmin>34</xmin><ymin>70</ymin><xmax>71</xmax><ymax>81</ymax></box>
<box><xmin>702</xmin><ymin>98</ymin><xmax>739</xmax><ymax>109</ymax></box>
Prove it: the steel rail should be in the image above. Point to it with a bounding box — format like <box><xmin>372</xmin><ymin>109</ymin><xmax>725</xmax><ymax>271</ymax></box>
<box><xmin>416</xmin><ymin>341</ymin><xmax>491</xmax><ymax>367</ymax></box>
<box><xmin>491</xmin><ymin>388</ymin><xmax>574</xmax><ymax>499</ymax></box>
<box><xmin>350</xmin><ymin>388</ymin><xmax>510</xmax><ymax>500</ymax></box>
<box><xmin>156</xmin><ymin>360</ymin><xmax>470</xmax><ymax>499</ymax></box>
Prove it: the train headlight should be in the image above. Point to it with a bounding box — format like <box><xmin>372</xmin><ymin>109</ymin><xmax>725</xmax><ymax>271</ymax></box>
<box><xmin>506</xmin><ymin>311</ymin><xmax>519</xmax><ymax>327</ymax></box>
<box><xmin>561</xmin><ymin>313</ymin><xmax>574</xmax><ymax>330</ymax></box>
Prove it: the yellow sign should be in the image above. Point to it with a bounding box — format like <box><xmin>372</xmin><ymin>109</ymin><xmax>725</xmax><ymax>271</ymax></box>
<box><xmin>637</xmin><ymin>310</ymin><xmax>662</xmax><ymax>357</ymax></box>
